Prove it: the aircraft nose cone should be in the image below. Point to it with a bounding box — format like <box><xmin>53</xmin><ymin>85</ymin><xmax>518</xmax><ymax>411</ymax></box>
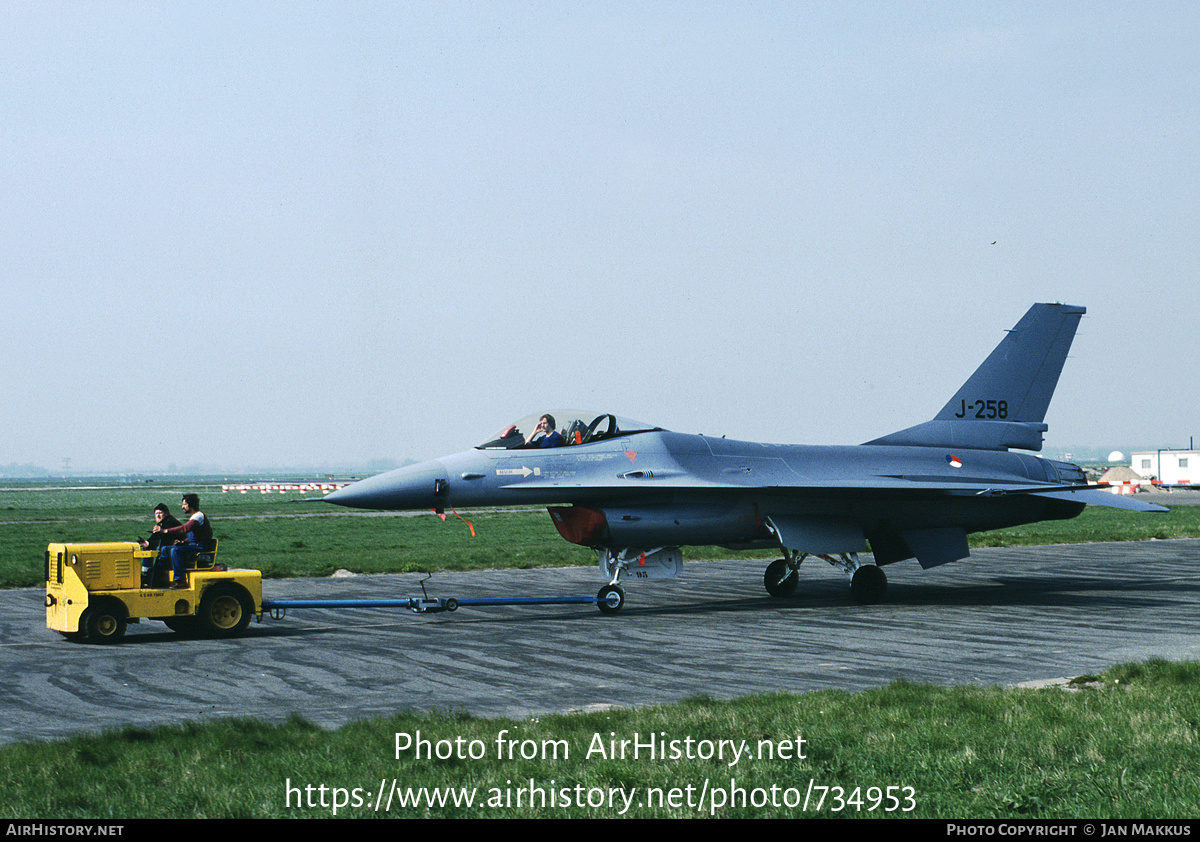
<box><xmin>322</xmin><ymin>460</ymin><xmax>448</xmax><ymax>510</ymax></box>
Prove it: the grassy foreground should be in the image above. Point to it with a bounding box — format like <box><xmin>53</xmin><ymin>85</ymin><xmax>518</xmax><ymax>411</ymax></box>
<box><xmin>2</xmin><ymin>659</ymin><xmax>1197</xmax><ymax>819</ymax></box>
<box><xmin>2</xmin><ymin>478</ymin><xmax>1198</xmax><ymax>588</ymax></box>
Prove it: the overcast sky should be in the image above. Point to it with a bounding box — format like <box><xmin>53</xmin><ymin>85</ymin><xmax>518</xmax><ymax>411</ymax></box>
<box><xmin>3</xmin><ymin>2</ymin><xmax>1197</xmax><ymax>473</ymax></box>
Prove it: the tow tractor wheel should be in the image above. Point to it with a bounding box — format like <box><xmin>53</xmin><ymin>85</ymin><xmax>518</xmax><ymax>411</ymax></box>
<box><xmin>850</xmin><ymin>564</ymin><xmax>887</xmax><ymax>605</ymax></box>
<box><xmin>81</xmin><ymin>600</ymin><xmax>127</xmax><ymax>644</ymax></box>
<box><xmin>198</xmin><ymin>584</ymin><xmax>253</xmax><ymax>638</ymax></box>
<box><xmin>763</xmin><ymin>558</ymin><xmax>799</xmax><ymax>598</ymax></box>
<box><xmin>597</xmin><ymin>584</ymin><xmax>625</xmax><ymax>615</ymax></box>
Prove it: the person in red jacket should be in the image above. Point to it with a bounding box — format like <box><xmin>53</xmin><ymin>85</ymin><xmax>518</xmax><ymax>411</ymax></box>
<box><xmin>154</xmin><ymin>494</ymin><xmax>214</xmax><ymax>589</ymax></box>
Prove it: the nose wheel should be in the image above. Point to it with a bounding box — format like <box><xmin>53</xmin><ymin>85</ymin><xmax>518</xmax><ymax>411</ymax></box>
<box><xmin>597</xmin><ymin>584</ymin><xmax>625</xmax><ymax>614</ymax></box>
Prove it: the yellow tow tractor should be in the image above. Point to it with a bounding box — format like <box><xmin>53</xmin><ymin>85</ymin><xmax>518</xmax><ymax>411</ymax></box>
<box><xmin>46</xmin><ymin>541</ymin><xmax>622</xmax><ymax>644</ymax></box>
<box><xmin>45</xmin><ymin>541</ymin><xmax>262</xmax><ymax>643</ymax></box>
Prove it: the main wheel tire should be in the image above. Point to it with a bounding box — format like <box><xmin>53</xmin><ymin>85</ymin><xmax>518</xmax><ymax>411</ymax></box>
<box><xmin>198</xmin><ymin>584</ymin><xmax>253</xmax><ymax>638</ymax></box>
<box><xmin>850</xmin><ymin>564</ymin><xmax>887</xmax><ymax>605</ymax></box>
<box><xmin>597</xmin><ymin>584</ymin><xmax>625</xmax><ymax>615</ymax></box>
<box><xmin>763</xmin><ymin>558</ymin><xmax>799</xmax><ymax>598</ymax></box>
<box><xmin>81</xmin><ymin>601</ymin><xmax>126</xmax><ymax>644</ymax></box>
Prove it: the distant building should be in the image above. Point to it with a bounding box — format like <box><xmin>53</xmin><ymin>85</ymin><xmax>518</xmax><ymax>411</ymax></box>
<box><xmin>1131</xmin><ymin>449</ymin><xmax>1197</xmax><ymax>487</ymax></box>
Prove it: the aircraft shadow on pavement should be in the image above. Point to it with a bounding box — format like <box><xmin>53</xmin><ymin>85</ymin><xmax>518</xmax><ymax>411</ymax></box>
<box><xmin>94</xmin><ymin>568</ymin><xmax>1196</xmax><ymax>644</ymax></box>
<box><xmin>273</xmin><ymin>571</ymin><xmax>1200</xmax><ymax>626</ymax></box>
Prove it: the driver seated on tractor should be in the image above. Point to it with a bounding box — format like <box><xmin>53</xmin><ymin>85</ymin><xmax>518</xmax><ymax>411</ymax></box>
<box><xmin>154</xmin><ymin>493</ymin><xmax>214</xmax><ymax>590</ymax></box>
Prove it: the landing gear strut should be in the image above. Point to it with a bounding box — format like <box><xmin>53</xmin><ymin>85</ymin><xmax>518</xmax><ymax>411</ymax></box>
<box><xmin>594</xmin><ymin>546</ymin><xmax>683</xmax><ymax>615</ymax></box>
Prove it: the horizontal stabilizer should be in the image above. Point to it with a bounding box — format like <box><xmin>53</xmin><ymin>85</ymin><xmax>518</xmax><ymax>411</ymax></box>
<box><xmin>1031</xmin><ymin>487</ymin><xmax>1170</xmax><ymax>513</ymax></box>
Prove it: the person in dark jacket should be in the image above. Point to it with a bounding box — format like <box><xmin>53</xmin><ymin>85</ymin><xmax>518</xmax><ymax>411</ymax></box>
<box><xmin>138</xmin><ymin>503</ymin><xmax>181</xmax><ymax>551</ymax></box>
<box><xmin>139</xmin><ymin>503</ymin><xmax>182</xmax><ymax>586</ymax></box>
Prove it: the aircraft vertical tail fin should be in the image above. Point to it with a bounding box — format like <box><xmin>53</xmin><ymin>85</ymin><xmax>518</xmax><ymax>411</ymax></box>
<box><xmin>933</xmin><ymin>302</ymin><xmax>1086</xmax><ymax>425</ymax></box>
<box><xmin>866</xmin><ymin>303</ymin><xmax>1086</xmax><ymax>452</ymax></box>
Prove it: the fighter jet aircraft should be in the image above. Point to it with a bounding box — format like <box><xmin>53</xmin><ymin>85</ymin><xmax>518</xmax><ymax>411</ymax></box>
<box><xmin>323</xmin><ymin>303</ymin><xmax>1166</xmax><ymax>611</ymax></box>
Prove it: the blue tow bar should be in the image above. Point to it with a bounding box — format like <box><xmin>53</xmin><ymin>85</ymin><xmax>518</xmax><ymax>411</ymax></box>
<box><xmin>261</xmin><ymin>586</ymin><xmax>625</xmax><ymax>616</ymax></box>
<box><xmin>264</xmin><ymin>595</ymin><xmax>595</xmax><ymax>613</ymax></box>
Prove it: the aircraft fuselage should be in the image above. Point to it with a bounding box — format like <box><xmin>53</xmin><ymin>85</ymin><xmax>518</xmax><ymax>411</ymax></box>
<box><xmin>323</xmin><ymin>429</ymin><xmax>1086</xmax><ymax>561</ymax></box>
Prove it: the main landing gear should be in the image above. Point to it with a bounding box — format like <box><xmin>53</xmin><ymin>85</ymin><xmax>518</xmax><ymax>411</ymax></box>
<box><xmin>763</xmin><ymin>551</ymin><xmax>888</xmax><ymax>605</ymax></box>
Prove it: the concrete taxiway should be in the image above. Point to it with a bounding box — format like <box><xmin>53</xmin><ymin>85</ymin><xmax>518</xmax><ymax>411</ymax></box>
<box><xmin>3</xmin><ymin>539</ymin><xmax>1198</xmax><ymax>745</ymax></box>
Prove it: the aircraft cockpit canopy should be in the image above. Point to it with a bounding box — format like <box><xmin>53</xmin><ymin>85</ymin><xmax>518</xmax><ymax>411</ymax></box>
<box><xmin>477</xmin><ymin>410</ymin><xmax>659</xmax><ymax>450</ymax></box>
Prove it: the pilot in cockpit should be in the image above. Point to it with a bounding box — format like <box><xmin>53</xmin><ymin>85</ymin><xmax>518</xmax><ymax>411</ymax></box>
<box><xmin>524</xmin><ymin>413</ymin><xmax>563</xmax><ymax>448</ymax></box>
